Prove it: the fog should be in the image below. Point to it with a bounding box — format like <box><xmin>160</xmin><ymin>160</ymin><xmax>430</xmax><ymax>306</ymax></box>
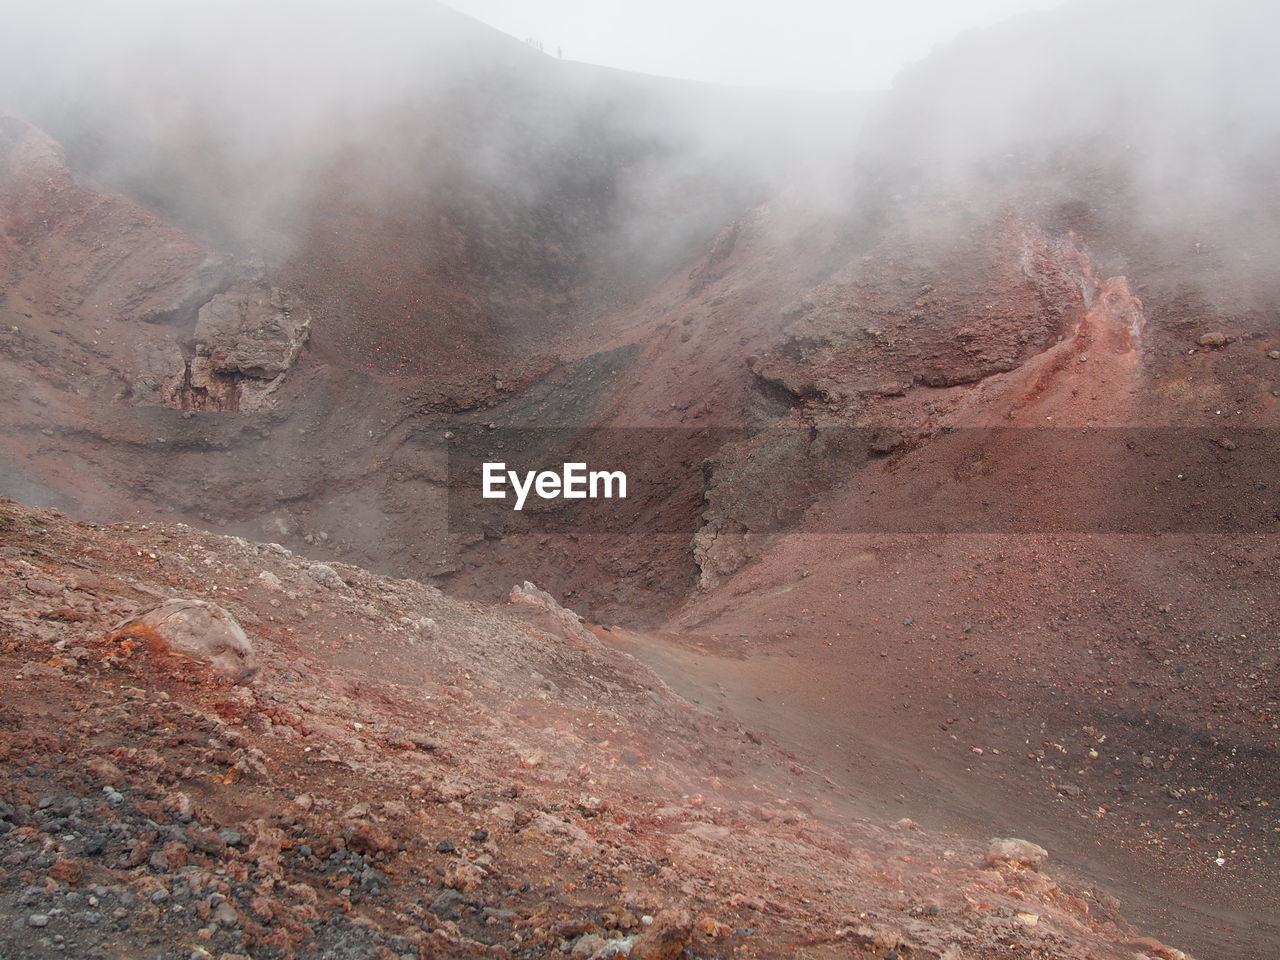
<box><xmin>0</xmin><ymin>0</ymin><xmax>864</xmax><ymax>276</ymax></box>
<box><xmin>440</xmin><ymin>0</ymin><xmax>1067</xmax><ymax>91</ymax></box>
<box><xmin>867</xmin><ymin>1</ymin><xmax>1280</xmax><ymax>195</ymax></box>
<box><xmin>0</xmin><ymin>0</ymin><xmax>1276</xmax><ymax>310</ymax></box>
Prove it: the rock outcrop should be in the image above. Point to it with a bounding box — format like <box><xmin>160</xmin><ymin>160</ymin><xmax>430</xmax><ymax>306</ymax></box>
<box><xmin>195</xmin><ymin>285</ymin><xmax>311</xmax><ymax>381</ymax></box>
<box><xmin>507</xmin><ymin>581</ymin><xmax>601</xmax><ymax>650</ymax></box>
<box><xmin>182</xmin><ymin>284</ymin><xmax>312</xmax><ymax>411</ymax></box>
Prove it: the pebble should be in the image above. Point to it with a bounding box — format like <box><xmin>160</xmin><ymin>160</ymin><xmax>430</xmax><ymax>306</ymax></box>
<box><xmin>28</xmin><ymin>913</ymin><xmax>51</xmax><ymax>927</ymax></box>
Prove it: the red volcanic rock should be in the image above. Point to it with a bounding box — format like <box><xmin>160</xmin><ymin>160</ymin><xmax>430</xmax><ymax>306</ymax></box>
<box><xmin>632</xmin><ymin>908</ymin><xmax>694</xmax><ymax>960</ymax></box>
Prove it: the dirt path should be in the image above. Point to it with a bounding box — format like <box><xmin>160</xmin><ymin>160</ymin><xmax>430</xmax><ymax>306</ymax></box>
<box><xmin>603</xmin><ymin>614</ymin><xmax>1278</xmax><ymax>960</ymax></box>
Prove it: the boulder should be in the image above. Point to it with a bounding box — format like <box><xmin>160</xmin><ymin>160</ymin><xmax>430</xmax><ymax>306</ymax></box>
<box><xmin>985</xmin><ymin>837</ymin><xmax>1049</xmax><ymax>870</ymax></box>
<box><xmin>307</xmin><ymin>563</ymin><xmax>347</xmax><ymax>590</ymax></box>
<box><xmin>113</xmin><ymin>599</ymin><xmax>256</xmax><ymax>680</ymax></box>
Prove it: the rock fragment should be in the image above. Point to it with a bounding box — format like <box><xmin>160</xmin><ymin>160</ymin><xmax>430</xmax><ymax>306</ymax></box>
<box><xmin>443</xmin><ymin>858</ymin><xmax>485</xmax><ymax>892</ymax></box>
<box><xmin>307</xmin><ymin>563</ymin><xmax>346</xmax><ymax>590</ymax></box>
<box><xmin>631</xmin><ymin>907</ymin><xmax>694</xmax><ymax>960</ymax></box>
<box><xmin>340</xmin><ymin>819</ymin><xmax>397</xmax><ymax>857</ymax></box>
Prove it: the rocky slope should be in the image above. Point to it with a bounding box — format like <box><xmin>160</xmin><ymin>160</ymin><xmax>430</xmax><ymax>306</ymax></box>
<box><xmin>0</xmin><ymin>497</ymin><xmax>1197</xmax><ymax>960</ymax></box>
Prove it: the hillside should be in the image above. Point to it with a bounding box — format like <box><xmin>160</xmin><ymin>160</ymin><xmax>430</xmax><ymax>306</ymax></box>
<box><xmin>0</xmin><ymin>1</ymin><xmax>1276</xmax><ymax>958</ymax></box>
<box><xmin>0</xmin><ymin>497</ymin><xmax>1195</xmax><ymax>960</ymax></box>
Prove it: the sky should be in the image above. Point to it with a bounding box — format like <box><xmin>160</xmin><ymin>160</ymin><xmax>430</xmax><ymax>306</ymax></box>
<box><xmin>440</xmin><ymin>0</ymin><xmax>1067</xmax><ymax>91</ymax></box>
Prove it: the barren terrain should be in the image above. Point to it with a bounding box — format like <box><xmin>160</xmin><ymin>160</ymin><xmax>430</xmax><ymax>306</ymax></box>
<box><xmin>1</xmin><ymin>2</ymin><xmax>1277</xmax><ymax>958</ymax></box>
